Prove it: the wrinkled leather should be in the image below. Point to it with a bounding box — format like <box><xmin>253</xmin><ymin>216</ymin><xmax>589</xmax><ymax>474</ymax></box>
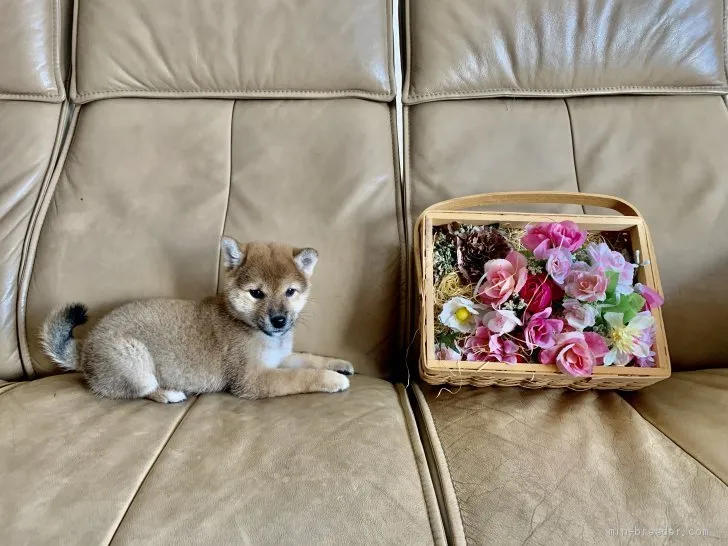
<box><xmin>0</xmin><ymin>374</ymin><xmax>443</xmax><ymax>545</ymax></box>
<box><xmin>405</xmin><ymin>0</ymin><xmax>727</xmax><ymax>102</ymax></box>
<box><xmin>406</xmin><ymin>96</ymin><xmax>728</xmax><ymax>371</ymax></box>
<box><xmin>414</xmin><ymin>383</ymin><xmax>728</xmax><ymax>545</ymax></box>
<box><xmin>0</xmin><ymin>102</ymin><xmax>65</xmax><ymax>380</ymax></box>
<box><xmin>0</xmin><ymin>0</ymin><xmax>69</xmax><ymax>100</ymax></box>
<box><xmin>624</xmin><ymin>369</ymin><xmax>728</xmax><ymax>486</ymax></box>
<box><xmin>73</xmin><ymin>0</ymin><xmax>394</xmax><ymax>102</ymax></box>
<box><xmin>25</xmin><ymin>99</ymin><xmax>402</xmax><ymax>379</ymax></box>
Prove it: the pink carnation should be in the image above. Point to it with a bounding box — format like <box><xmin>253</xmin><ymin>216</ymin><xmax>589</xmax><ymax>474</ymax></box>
<box><xmin>477</xmin><ymin>251</ymin><xmax>528</xmax><ymax>308</ymax></box>
<box><xmin>539</xmin><ymin>331</ymin><xmax>608</xmax><ymax>377</ymax></box>
<box><xmin>524</xmin><ymin>307</ymin><xmax>564</xmax><ymax>350</ymax></box>
<box><xmin>522</xmin><ymin>221</ymin><xmax>587</xmax><ymax>259</ymax></box>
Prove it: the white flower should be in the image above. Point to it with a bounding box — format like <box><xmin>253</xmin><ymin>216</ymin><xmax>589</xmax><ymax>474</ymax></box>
<box><xmin>603</xmin><ymin>311</ymin><xmax>655</xmax><ymax>366</ymax></box>
<box><xmin>438</xmin><ymin>297</ymin><xmax>485</xmax><ymax>334</ymax></box>
<box><xmin>482</xmin><ymin>309</ymin><xmax>522</xmax><ymax>335</ymax></box>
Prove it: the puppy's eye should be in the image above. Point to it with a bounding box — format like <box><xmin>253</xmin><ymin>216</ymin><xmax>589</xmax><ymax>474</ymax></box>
<box><xmin>249</xmin><ymin>289</ymin><xmax>265</xmax><ymax>300</ymax></box>
<box><xmin>285</xmin><ymin>288</ymin><xmax>297</xmax><ymax>297</ymax></box>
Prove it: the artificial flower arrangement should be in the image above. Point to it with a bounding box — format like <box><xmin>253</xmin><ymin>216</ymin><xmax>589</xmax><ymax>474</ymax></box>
<box><xmin>432</xmin><ymin>220</ymin><xmax>665</xmax><ymax>377</ymax></box>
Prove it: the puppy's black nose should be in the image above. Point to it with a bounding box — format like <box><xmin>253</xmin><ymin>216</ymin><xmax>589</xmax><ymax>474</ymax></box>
<box><xmin>270</xmin><ymin>315</ymin><xmax>287</xmax><ymax>329</ymax></box>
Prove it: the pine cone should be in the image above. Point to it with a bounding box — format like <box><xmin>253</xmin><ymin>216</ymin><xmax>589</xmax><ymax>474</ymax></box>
<box><xmin>456</xmin><ymin>226</ymin><xmax>511</xmax><ymax>284</ymax></box>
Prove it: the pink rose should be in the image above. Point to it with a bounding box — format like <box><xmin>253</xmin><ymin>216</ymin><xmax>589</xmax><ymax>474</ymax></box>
<box><xmin>524</xmin><ymin>307</ymin><xmax>564</xmax><ymax>350</ymax></box>
<box><xmin>539</xmin><ymin>331</ymin><xmax>608</xmax><ymax>376</ymax></box>
<box><xmin>519</xmin><ymin>273</ymin><xmax>564</xmax><ymax>313</ymax></box>
<box><xmin>562</xmin><ymin>299</ymin><xmax>596</xmax><ymax>330</ymax></box>
<box><xmin>564</xmin><ymin>265</ymin><xmax>608</xmax><ymax>302</ymax></box>
<box><xmin>587</xmin><ymin>243</ymin><xmax>636</xmax><ymax>293</ymax></box>
<box><xmin>635</xmin><ymin>283</ymin><xmax>664</xmax><ymax>311</ymax></box>
<box><xmin>482</xmin><ymin>309</ymin><xmax>522</xmax><ymax>335</ymax></box>
<box><xmin>477</xmin><ymin>251</ymin><xmax>528</xmax><ymax>308</ymax></box>
<box><xmin>522</xmin><ymin>221</ymin><xmax>588</xmax><ymax>259</ymax></box>
<box><xmin>544</xmin><ymin>247</ymin><xmax>572</xmax><ymax>285</ymax></box>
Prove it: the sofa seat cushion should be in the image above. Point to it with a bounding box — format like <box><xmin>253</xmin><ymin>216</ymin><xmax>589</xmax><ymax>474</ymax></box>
<box><xmin>412</xmin><ymin>383</ymin><xmax>728</xmax><ymax>545</ymax></box>
<box><xmin>0</xmin><ymin>374</ymin><xmax>444</xmax><ymax>545</ymax></box>
<box><xmin>0</xmin><ymin>101</ymin><xmax>66</xmax><ymax>380</ymax></box>
<box><xmin>623</xmin><ymin>369</ymin><xmax>728</xmax><ymax>486</ymax></box>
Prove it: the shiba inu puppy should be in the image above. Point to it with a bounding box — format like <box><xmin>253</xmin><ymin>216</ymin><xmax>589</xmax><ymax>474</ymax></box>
<box><xmin>40</xmin><ymin>237</ymin><xmax>353</xmax><ymax>403</ymax></box>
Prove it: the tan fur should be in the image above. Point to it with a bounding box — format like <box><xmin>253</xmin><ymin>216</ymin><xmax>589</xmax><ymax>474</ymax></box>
<box><xmin>40</xmin><ymin>237</ymin><xmax>354</xmax><ymax>403</ymax></box>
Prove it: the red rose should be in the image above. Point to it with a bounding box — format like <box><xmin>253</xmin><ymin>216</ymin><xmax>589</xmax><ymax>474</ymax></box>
<box><xmin>519</xmin><ymin>273</ymin><xmax>564</xmax><ymax>313</ymax></box>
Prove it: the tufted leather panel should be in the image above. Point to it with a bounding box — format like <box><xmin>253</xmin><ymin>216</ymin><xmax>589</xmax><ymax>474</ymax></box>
<box><xmin>23</xmin><ymin>99</ymin><xmax>402</xmax><ymax>379</ymax></box>
<box><xmin>0</xmin><ymin>102</ymin><xmax>66</xmax><ymax>380</ymax></box>
<box><xmin>405</xmin><ymin>95</ymin><xmax>728</xmax><ymax>371</ymax></box>
<box><xmin>0</xmin><ymin>0</ymin><xmax>71</xmax><ymax>100</ymax></box>
<box><xmin>72</xmin><ymin>0</ymin><xmax>394</xmax><ymax>103</ymax></box>
<box><xmin>405</xmin><ymin>0</ymin><xmax>727</xmax><ymax>102</ymax></box>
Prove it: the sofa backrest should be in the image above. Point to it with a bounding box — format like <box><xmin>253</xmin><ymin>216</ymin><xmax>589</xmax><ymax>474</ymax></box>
<box><xmin>403</xmin><ymin>0</ymin><xmax>728</xmax><ymax>370</ymax></box>
<box><xmin>21</xmin><ymin>0</ymin><xmax>404</xmax><ymax>380</ymax></box>
<box><xmin>0</xmin><ymin>0</ymin><xmax>71</xmax><ymax>380</ymax></box>
<box><xmin>404</xmin><ymin>0</ymin><xmax>727</xmax><ymax>103</ymax></box>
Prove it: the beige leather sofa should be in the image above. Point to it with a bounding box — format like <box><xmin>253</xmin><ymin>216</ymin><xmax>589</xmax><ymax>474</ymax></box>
<box><xmin>1</xmin><ymin>0</ymin><xmax>726</xmax><ymax>544</ymax></box>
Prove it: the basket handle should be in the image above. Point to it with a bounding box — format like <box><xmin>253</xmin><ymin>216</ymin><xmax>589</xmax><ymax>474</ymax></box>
<box><xmin>413</xmin><ymin>191</ymin><xmax>644</xmax><ymax>288</ymax></box>
<box><xmin>416</xmin><ymin>191</ymin><xmax>642</xmax><ymax>218</ymax></box>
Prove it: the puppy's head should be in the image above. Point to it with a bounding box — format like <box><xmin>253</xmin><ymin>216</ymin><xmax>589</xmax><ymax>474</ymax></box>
<box><xmin>220</xmin><ymin>236</ymin><xmax>318</xmax><ymax>336</ymax></box>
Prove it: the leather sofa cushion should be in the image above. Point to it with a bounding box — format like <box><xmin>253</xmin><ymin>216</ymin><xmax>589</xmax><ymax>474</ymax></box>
<box><xmin>0</xmin><ymin>102</ymin><xmax>65</xmax><ymax>381</ymax></box>
<box><xmin>404</xmin><ymin>0</ymin><xmax>727</xmax><ymax>102</ymax></box>
<box><xmin>624</xmin><ymin>369</ymin><xmax>728</xmax><ymax>485</ymax></box>
<box><xmin>412</xmin><ymin>382</ymin><xmax>728</xmax><ymax>544</ymax></box>
<box><xmin>24</xmin><ymin>99</ymin><xmax>404</xmax><ymax>379</ymax></box>
<box><xmin>406</xmin><ymin>95</ymin><xmax>728</xmax><ymax>370</ymax></box>
<box><xmin>0</xmin><ymin>374</ymin><xmax>444</xmax><ymax>545</ymax></box>
<box><xmin>0</xmin><ymin>0</ymin><xmax>70</xmax><ymax>100</ymax></box>
<box><xmin>72</xmin><ymin>0</ymin><xmax>394</xmax><ymax>103</ymax></box>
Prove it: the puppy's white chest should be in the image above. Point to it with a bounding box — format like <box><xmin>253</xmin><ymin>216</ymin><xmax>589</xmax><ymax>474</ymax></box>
<box><xmin>260</xmin><ymin>338</ymin><xmax>292</xmax><ymax>368</ymax></box>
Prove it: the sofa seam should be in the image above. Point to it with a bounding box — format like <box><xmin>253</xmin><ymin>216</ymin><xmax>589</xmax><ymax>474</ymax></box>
<box><xmin>106</xmin><ymin>396</ymin><xmax>200</xmax><ymax>545</ymax></box>
<box><xmin>216</xmin><ymin>100</ymin><xmax>236</xmax><ymax>296</ymax></box>
<box><xmin>563</xmin><ymin>99</ymin><xmax>586</xmax><ymax>215</ymax></box>
<box><xmin>404</xmin><ymin>85</ymin><xmax>728</xmax><ymax>103</ymax></box>
<box><xmin>17</xmin><ymin>105</ymin><xmax>81</xmax><ymax>378</ymax></box>
<box><xmin>74</xmin><ymin>88</ymin><xmax>393</xmax><ymax>99</ymax></box>
<box><xmin>16</xmin><ymin>102</ymin><xmax>73</xmax><ymax>379</ymax></box>
<box><xmin>412</xmin><ymin>385</ymin><xmax>467</xmax><ymax>546</ymax></box>
<box><xmin>723</xmin><ymin>0</ymin><xmax>727</xmax><ymax>84</ymax></box>
<box><xmin>397</xmin><ymin>384</ymin><xmax>447</xmax><ymax>546</ymax></box>
<box><xmin>0</xmin><ymin>383</ymin><xmax>25</xmax><ymax>398</ymax></box>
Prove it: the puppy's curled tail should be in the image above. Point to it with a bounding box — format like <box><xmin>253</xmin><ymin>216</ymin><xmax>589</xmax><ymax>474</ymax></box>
<box><xmin>40</xmin><ymin>303</ymin><xmax>88</xmax><ymax>371</ymax></box>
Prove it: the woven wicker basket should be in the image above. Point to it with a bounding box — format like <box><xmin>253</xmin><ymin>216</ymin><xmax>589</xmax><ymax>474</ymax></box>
<box><xmin>414</xmin><ymin>192</ymin><xmax>670</xmax><ymax>391</ymax></box>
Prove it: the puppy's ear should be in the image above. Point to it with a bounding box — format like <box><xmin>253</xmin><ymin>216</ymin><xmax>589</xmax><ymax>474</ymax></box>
<box><xmin>293</xmin><ymin>248</ymin><xmax>318</xmax><ymax>277</ymax></box>
<box><xmin>221</xmin><ymin>237</ymin><xmax>245</xmax><ymax>270</ymax></box>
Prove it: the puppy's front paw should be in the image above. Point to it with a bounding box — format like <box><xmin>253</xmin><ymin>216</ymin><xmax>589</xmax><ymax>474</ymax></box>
<box><xmin>320</xmin><ymin>370</ymin><xmax>350</xmax><ymax>393</ymax></box>
<box><xmin>328</xmin><ymin>359</ymin><xmax>354</xmax><ymax>376</ymax></box>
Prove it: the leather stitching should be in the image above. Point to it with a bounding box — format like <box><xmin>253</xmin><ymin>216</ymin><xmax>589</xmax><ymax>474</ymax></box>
<box><xmin>405</xmin><ymin>85</ymin><xmax>728</xmax><ymax>103</ymax></box>
<box><xmin>105</xmin><ymin>396</ymin><xmax>200</xmax><ymax>545</ymax></box>
<box><xmin>215</xmin><ymin>101</ymin><xmax>236</xmax><ymax>296</ymax></box>
<box><xmin>563</xmin><ymin>99</ymin><xmax>586</xmax><ymax>215</ymax></box>
<box><xmin>75</xmin><ymin>89</ymin><xmax>392</xmax><ymax>98</ymax></box>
